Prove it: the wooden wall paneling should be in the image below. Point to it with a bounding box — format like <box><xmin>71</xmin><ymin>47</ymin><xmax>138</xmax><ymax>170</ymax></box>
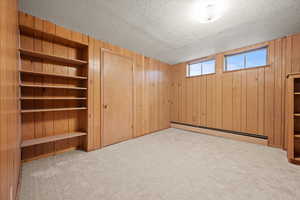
<box><xmin>170</xmin><ymin>37</ymin><xmax>296</xmax><ymax>147</ymax></box>
<box><xmin>291</xmin><ymin>34</ymin><xmax>300</xmax><ymax>72</ymax></box>
<box><xmin>215</xmin><ymin>55</ymin><xmax>223</xmax><ymax>129</ymax></box>
<box><xmin>0</xmin><ymin>0</ymin><xmax>20</xmax><ymax>199</ymax></box>
<box><xmin>170</xmin><ymin>67</ymin><xmax>175</xmax><ymax>122</ymax></box>
<box><xmin>199</xmin><ymin>76</ymin><xmax>207</xmax><ymax>126</ymax></box>
<box><xmin>258</xmin><ymin>67</ymin><xmax>265</xmax><ymax>135</ymax></box>
<box><xmin>186</xmin><ymin>78</ymin><xmax>193</xmax><ymax>124</ymax></box>
<box><xmin>265</xmin><ymin>41</ymin><xmax>275</xmax><ymax>146</ymax></box>
<box><xmin>222</xmin><ymin>73</ymin><xmax>233</xmax><ymax>130</ymax></box>
<box><xmin>192</xmin><ymin>77</ymin><xmax>199</xmax><ymax>125</ymax></box>
<box><xmin>232</xmin><ymin>71</ymin><xmax>242</xmax><ymax>132</ymax></box>
<box><xmin>206</xmin><ymin>75</ymin><xmax>216</xmax><ymax>128</ymax></box>
<box><xmin>285</xmin><ymin>36</ymin><xmax>293</xmax><ymax>149</ymax></box>
<box><xmin>154</xmin><ymin>60</ymin><xmax>159</xmax><ymax>131</ymax></box>
<box><xmin>281</xmin><ymin>38</ymin><xmax>287</xmax><ymax>149</ymax></box>
<box><xmin>133</xmin><ymin>54</ymin><xmax>145</xmax><ymax>137</ymax></box>
<box><xmin>158</xmin><ymin>62</ymin><xmax>163</xmax><ymax>130</ymax></box>
<box><xmin>87</xmin><ymin>37</ymin><xmax>95</xmax><ymax>150</ymax></box>
<box><xmin>143</xmin><ymin>57</ymin><xmax>151</xmax><ymax>134</ymax></box>
<box><xmin>245</xmin><ymin>69</ymin><xmax>259</xmax><ymax>134</ymax></box>
<box><xmin>273</xmin><ymin>39</ymin><xmax>284</xmax><ymax>147</ymax></box>
<box><xmin>92</xmin><ymin>40</ymin><xmax>101</xmax><ymax>149</ymax></box>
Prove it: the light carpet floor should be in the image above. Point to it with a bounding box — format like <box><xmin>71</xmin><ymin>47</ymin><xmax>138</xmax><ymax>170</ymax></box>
<box><xmin>20</xmin><ymin>128</ymin><xmax>300</xmax><ymax>200</ymax></box>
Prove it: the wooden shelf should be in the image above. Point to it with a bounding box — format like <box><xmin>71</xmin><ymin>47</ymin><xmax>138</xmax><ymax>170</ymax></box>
<box><xmin>20</xmin><ymin>83</ymin><xmax>87</xmax><ymax>90</ymax></box>
<box><xmin>21</xmin><ymin>132</ymin><xmax>87</xmax><ymax>148</ymax></box>
<box><xmin>19</xmin><ymin>48</ymin><xmax>88</xmax><ymax>66</ymax></box>
<box><xmin>20</xmin><ymin>97</ymin><xmax>87</xmax><ymax>100</ymax></box>
<box><xmin>21</xmin><ymin>107</ymin><xmax>87</xmax><ymax>113</ymax></box>
<box><xmin>20</xmin><ymin>70</ymin><xmax>87</xmax><ymax>80</ymax></box>
<box><xmin>19</xmin><ymin>25</ymin><xmax>88</xmax><ymax>48</ymax></box>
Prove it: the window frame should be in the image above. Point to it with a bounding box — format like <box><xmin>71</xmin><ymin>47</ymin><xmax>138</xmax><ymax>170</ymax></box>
<box><xmin>186</xmin><ymin>58</ymin><xmax>216</xmax><ymax>77</ymax></box>
<box><xmin>224</xmin><ymin>46</ymin><xmax>269</xmax><ymax>72</ymax></box>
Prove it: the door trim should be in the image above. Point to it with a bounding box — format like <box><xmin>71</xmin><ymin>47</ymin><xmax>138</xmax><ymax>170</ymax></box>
<box><xmin>100</xmin><ymin>48</ymin><xmax>135</xmax><ymax>147</ymax></box>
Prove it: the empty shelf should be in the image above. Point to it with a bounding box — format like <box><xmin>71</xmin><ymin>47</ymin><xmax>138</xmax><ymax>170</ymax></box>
<box><xmin>20</xmin><ymin>97</ymin><xmax>87</xmax><ymax>100</ymax></box>
<box><xmin>19</xmin><ymin>48</ymin><xmax>88</xmax><ymax>66</ymax></box>
<box><xmin>20</xmin><ymin>70</ymin><xmax>87</xmax><ymax>80</ymax></box>
<box><xmin>21</xmin><ymin>132</ymin><xmax>87</xmax><ymax>148</ymax></box>
<box><xmin>21</xmin><ymin>107</ymin><xmax>87</xmax><ymax>113</ymax></box>
<box><xmin>20</xmin><ymin>83</ymin><xmax>87</xmax><ymax>90</ymax></box>
<box><xmin>19</xmin><ymin>25</ymin><xmax>88</xmax><ymax>48</ymax></box>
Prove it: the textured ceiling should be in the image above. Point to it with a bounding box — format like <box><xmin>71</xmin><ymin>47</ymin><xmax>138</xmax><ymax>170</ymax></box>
<box><xmin>20</xmin><ymin>0</ymin><xmax>300</xmax><ymax>64</ymax></box>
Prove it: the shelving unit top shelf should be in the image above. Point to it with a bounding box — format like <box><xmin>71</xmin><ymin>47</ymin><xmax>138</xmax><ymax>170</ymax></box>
<box><xmin>19</xmin><ymin>25</ymin><xmax>88</xmax><ymax>48</ymax></box>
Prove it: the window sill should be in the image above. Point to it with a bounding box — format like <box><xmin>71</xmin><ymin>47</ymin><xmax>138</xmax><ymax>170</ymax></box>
<box><xmin>223</xmin><ymin>64</ymin><xmax>271</xmax><ymax>73</ymax></box>
<box><xmin>186</xmin><ymin>73</ymin><xmax>216</xmax><ymax>78</ymax></box>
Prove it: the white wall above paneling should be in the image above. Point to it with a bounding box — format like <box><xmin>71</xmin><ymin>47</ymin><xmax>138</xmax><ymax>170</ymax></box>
<box><xmin>20</xmin><ymin>0</ymin><xmax>300</xmax><ymax>64</ymax></box>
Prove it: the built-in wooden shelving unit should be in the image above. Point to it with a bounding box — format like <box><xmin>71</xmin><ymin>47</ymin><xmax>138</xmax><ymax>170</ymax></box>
<box><xmin>19</xmin><ymin>14</ymin><xmax>89</xmax><ymax>161</ymax></box>
<box><xmin>286</xmin><ymin>73</ymin><xmax>300</xmax><ymax>165</ymax></box>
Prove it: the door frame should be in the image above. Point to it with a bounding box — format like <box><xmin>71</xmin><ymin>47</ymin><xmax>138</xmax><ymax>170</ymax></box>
<box><xmin>100</xmin><ymin>48</ymin><xmax>135</xmax><ymax>147</ymax></box>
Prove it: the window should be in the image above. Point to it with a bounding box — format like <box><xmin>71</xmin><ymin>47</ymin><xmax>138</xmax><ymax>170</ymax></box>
<box><xmin>187</xmin><ymin>59</ymin><xmax>215</xmax><ymax>77</ymax></box>
<box><xmin>224</xmin><ymin>47</ymin><xmax>268</xmax><ymax>71</ymax></box>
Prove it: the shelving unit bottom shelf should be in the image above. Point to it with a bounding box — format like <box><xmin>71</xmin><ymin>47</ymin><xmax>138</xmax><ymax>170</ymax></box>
<box><xmin>21</xmin><ymin>132</ymin><xmax>87</xmax><ymax>148</ymax></box>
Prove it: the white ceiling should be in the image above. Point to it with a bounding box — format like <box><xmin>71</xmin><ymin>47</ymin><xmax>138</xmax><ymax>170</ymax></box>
<box><xmin>20</xmin><ymin>0</ymin><xmax>300</xmax><ymax>64</ymax></box>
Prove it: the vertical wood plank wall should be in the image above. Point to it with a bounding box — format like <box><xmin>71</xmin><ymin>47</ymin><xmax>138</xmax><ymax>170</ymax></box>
<box><xmin>88</xmin><ymin>39</ymin><xmax>171</xmax><ymax>150</ymax></box>
<box><xmin>19</xmin><ymin>12</ymin><xmax>171</xmax><ymax>156</ymax></box>
<box><xmin>170</xmin><ymin>36</ymin><xmax>300</xmax><ymax>149</ymax></box>
<box><xmin>0</xmin><ymin>0</ymin><xmax>20</xmax><ymax>200</ymax></box>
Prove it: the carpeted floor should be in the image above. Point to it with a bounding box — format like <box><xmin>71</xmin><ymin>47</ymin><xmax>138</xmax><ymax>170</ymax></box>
<box><xmin>20</xmin><ymin>128</ymin><xmax>300</xmax><ymax>200</ymax></box>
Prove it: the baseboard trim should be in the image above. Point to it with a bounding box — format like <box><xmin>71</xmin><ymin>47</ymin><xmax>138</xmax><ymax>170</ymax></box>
<box><xmin>171</xmin><ymin>122</ymin><xmax>268</xmax><ymax>146</ymax></box>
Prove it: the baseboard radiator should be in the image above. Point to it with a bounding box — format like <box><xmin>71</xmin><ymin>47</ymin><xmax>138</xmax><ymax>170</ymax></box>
<box><xmin>171</xmin><ymin>122</ymin><xmax>268</xmax><ymax>146</ymax></box>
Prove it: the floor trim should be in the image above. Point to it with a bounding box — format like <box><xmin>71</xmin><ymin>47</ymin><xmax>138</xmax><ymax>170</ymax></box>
<box><xmin>171</xmin><ymin>122</ymin><xmax>268</xmax><ymax>146</ymax></box>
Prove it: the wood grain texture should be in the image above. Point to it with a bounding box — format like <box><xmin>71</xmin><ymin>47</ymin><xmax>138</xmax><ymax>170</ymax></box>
<box><xmin>102</xmin><ymin>50</ymin><xmax>133</xmax><ymax>146</ymax></box>
<box><xmin>170</xmin><ymin>39</ymin><xmax>290</xmax><ymax>148</ymax></box>
<box><xmin>0</xmin><ymin>0</ymin><xmax>20</xmax><ymax>200</ymax></box>
<box><xmin>19</xmin><ymin>12</ymin><xmax>88</xmax><ymax>161</ymax></box>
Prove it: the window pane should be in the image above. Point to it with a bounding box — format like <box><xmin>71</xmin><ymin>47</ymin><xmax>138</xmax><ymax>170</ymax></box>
<box><xmin>245</xmin><ymin>48</ymin><xmax>267</xmax><ymax>68</ymax></box>
<box><xmin>189</xmin><ymin>63</ymin><xmax>202</xmax><ymax>76</ymax></box>
<box><xmin>202</xmin><ymin>60</ymin><xmax>215</xmax><ymax>75</ymax></box>
<box><xmin>226</xmin><ymin>53</ymin><xmax>245</xmax><ymax>71</ymax></box>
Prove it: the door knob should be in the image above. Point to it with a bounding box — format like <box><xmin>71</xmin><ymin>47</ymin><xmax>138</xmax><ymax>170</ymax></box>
<box><xmin>104</xmin><ymin>104</ymin><xmax>108</xmax><ymax>109</ymax></box>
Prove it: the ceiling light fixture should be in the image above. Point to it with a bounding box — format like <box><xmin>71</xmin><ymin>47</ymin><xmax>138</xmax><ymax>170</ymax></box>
<box><xmin>192</xmin><ymin>0</ymin><xmax>226</xmax><ymax>23</ymax></box>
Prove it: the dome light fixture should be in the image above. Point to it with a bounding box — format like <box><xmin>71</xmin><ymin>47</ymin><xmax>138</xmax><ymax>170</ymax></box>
<box><xmin>192</xmin><ymin>0</ymin><xmax>226</xmax><ymax>23</ymax></box>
